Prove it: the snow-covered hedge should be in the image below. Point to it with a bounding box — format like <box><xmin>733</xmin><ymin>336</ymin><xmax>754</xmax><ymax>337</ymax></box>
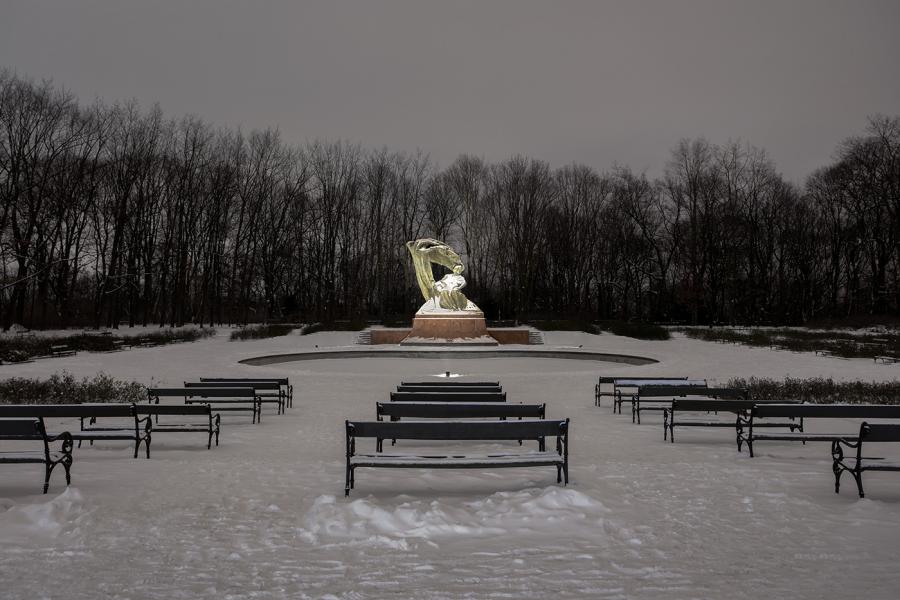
<box><xmin>0</xmin><ymin>327</ymin><xmax>216</xmax><ymax>362</ymax></box>
<box><xmin>0</xmin><ymin>372</ymin><xmax>145</xmax><ymax>405</ymax></box>
<box><xmin>230</xmin><ymin>324</ymin><xmax>297</xmax><ymax>341</ymax></box>
<box><xmin>729</xmin><ymin>376</ymin><xmax>900</xmax><ymax>404</ymax></box>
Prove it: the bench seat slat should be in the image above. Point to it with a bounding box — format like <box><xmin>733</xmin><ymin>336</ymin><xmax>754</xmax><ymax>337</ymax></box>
<box><xmin>152</xmin><ymin>425</ymin><xmax>212</xmax><ymax>432</ymax></box>
<box><xmin>670</xmin><ymin>421</ymin><xmax>737</xmax><ymax>427</ymax></box>
<box><xmin>752</xmin><ymin>432</ymin><xmax>853</xmax><ymax>441</ymax></box>
<box><xmin>62</xmin><ymin>430</ymin><xmax>139</xmax><ymax>441</ymax></box>
<box><xmin>351</xmin><ymin>452</ymin><xmax>563</xmax><ymax>468</ymax></box>
<box><xmin>0</xmin><ymin>451</ymin><xmax>68</xmax><ymax>463</ymax></box>
<box><xmin>858</xmin><ymin>460</ymin><xmax>900</xmax><ymax>471</ymax></box>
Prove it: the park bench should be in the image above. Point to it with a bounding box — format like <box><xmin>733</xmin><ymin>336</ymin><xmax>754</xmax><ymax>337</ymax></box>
<box><xmin>663</xmin><ymin>399</ymin><xmax>799</xmax><ymax>443</ymax></box>
<box><xmin>737</xmin><ymin>403</ymin><xmax>900</xmax><ymax>457</ymax></box>
<box><xmin>147</xmin><ymin>387</ymin><xmax>262</xmax><ymax>423</ymax></box>
<box><xmin>874</xmin><ymin>355</ymin><xmax>900</xmax><ymax>364</ymax></box>
<box><xmin>0</xmin><ymin>418</ymin><xmax>73</xmax><ymax>493</ymax></box>
<box><xmin>134</xmin><ymin>404</ymin><xmax>220</xmax><ymax>450</ymax></box>
<box><xmin>389</xmin><ymin>391</ymin><xmax>507</xmax><ymax>403</ymax></box>
<box><xmin>376</xmin><ymin>401</ymin><xmax>547</xmax><ymax>451</ymax></box>
<box><xmin>49</xmin><ymin>344</ymin><xmax>76</xmax><ymax>358</ymax></box>
<box><xmin>833</xmin><ymin>422</ymin><xmax>900</xmax><ymax>498</ymax></box>
<box><xmin>598</xmin><ymin>377</ymin><xmax>705</xmax><ymax>412</ymax></box>
<box><xmin>200</xmin><ymin>377</ymin><xmax>293</xmax><ymax>408</ymax></box>
<box><xmin>617</xmin><ymin>379</ymin><xmax>708</xmax><ymax>414</ymax></box>
<box><xmin>400</xmin><ymin>380</ymin><xmax>501</xmax><ymax>387</ymax></box>
<box><xmin>631</xmin><ymin>385</ymin><xmax>739</xmax><ymax>424</ymax></box>
<box><xmin>0</xmin><ymin>403</ymin><xmax>151</xmax><ymax>458</ymax></box>
<box><xmin>344</xmin><ymin>419</ymin><xmax>569</xmax><ymax>496</ymax></box>
<box><xmin>396</xmin><ymin>385</ymin><xmax>502</xmax><ymax>394</ymax></box>
<box><xmin>186</xmin><ymin>381</ymin><xmax>285</xmax><ymax>414</ymax></box>
<box><xmin>595</xmin><ymin>375</ymin><xmax>687</xmax><ymax>407</ymax></box>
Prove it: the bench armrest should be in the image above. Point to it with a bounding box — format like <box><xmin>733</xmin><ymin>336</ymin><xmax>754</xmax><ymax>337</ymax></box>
<box><xmin>46</xmin><ymin>431</ymin><xmax>74</xmax><ymax>455</ymax></box>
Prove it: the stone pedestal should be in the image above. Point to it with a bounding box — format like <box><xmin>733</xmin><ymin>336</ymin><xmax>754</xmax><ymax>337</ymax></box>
<box><xmin>400</xmin><ymin>309</ymin><xmax>498</xmax><ymax>346</ymax></box>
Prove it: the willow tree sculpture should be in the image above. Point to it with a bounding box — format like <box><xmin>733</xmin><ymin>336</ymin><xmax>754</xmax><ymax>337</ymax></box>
<box><xmin>406</xmin><ymin>238</ymin><xmax>476</xmax><ymax>312</ymax></box>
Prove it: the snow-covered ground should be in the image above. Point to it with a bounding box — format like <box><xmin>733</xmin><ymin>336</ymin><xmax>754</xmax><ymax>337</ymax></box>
<box><xmin>1</xmin><ymin>329</ymin><xmax>899</xmax><ymax>599</ymax></box>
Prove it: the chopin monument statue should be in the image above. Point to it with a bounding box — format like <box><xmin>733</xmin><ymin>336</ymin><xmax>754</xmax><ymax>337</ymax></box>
<box><xmin>401</xmin><ymin>238</ymin><xmax>496</xmax><ymax>345</ymax></box>
<box><xmin>406</xmin><ymin>238</ymin><xmax>477</xmax><ymax>312</ymax></box>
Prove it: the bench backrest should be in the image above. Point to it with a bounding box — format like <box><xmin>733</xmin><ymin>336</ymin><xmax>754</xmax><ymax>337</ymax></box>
<box><xmin>186</xmin><ymin>381</ymin><xmax>281</xmax><ymax>391</ymax></box>
<box><xmin>389</xmin><ymin>391</ymin><xmax>506</xmax><ymax>403</ymax></box>
<box><xmin>638</xmin><ymin>386</ymin><xmax>746</xmax><ymax>399</ymax></box>
<box><xmin>672</xmin><ymin>399</ymin><xmax>756</xmax><ymax>413</ymax></box>
<box><xmin>347</xmin><ymin>419</ymin><xmax>568</xmax><ymax>440</ymax></box>
<box><xmin>134</xmin><ymin>404</ymin><xmax>212</xmax><ymax>416</ymax></box>
<box><xmin>200</xmin><ymin>377</ymin><xmax>290</xmax><ymax>386</ymax></box>
<box><xmin>0</xmin><ymin>418</ymin><xmax>44</xmax><ymax>439</ymax></box>
<box><xmin>754</xmin><ymin>403</ymin><xmax>900</xmax><ymax>419</ymax></box>
<box><xmin>615</xmin><ymin>378</ymin><xmax>705</xmax><ymax>388</ymax></box>
<box><xmin>861</xmin><ymin>422</ymin><xmax>900</xmax><ymax>442</ymax></box>
<box><xmin>400</xmin><ymin>381</ymin><xmax>500</xmax><ymax>387</ymax></box>
<box><xmin>0</xmin><ymin>404</ymin><xmax>134</xmax><ymax>419</ymax></box>
<box><xmin>377</xmin><ymin>402</ymin><xmax>545</xmax><ymax>419</ymax></box>
<box><xmin>598</xmin><ymin>376</ymin><xmax>688</xmax><ymax>385</ymax></box>
<box><xmin>396</xmin><ymin>385</ymin><xmax>502</xmax><ymax>394</ymax></box>
<box><xmin>147</xmin><ymin>387</ymin><xmax>256</xmax><ymax>398</ymax></box>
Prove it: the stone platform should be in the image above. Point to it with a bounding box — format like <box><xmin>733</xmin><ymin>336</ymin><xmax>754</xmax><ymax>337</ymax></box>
<box><xmin>367</xmin><ymin>319</ymin><xmax>531</xmax><ymax>346</ymax></box>
<box><xmin>400</xmin><ymin>310</ymin><xmax>496</xmax><ymax>346</ymax></box>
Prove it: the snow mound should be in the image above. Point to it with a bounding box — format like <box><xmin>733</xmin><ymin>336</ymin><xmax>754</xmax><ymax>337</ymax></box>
<box><xmin>299</xmin><ymin>487</ymin><xmax>615</xmax><ymax>548</ymax></box>
<box><xmin>0</xmin><ymin>488</ymin><xmax>91</xmax><ymax>543</ymax></box>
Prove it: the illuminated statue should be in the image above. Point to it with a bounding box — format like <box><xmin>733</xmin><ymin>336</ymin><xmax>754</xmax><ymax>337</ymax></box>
<box><xmin>406</xmin><ymin>238</ymin><xmax>477</xmax><ymax>312</ymax></box>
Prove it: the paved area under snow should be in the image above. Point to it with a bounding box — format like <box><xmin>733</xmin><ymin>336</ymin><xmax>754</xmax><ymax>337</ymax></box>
<box><xmin>1</xmin><ymin>329</ymin><xmax>899</xmax><ymax>599</ymax></box>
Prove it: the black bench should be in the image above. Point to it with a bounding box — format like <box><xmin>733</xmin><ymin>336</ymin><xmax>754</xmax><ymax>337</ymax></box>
<box><xmin>344</xmin><ymin>419</ymin><xmax>569</xmax><ymax>496</ymax></box>
<box><xmin>594</xmin><ymin>376</ymin><xmax>692</xmax><ymax>408</ymax></box>
<box><xmin>378</xmin><ymin>402</ymin><xmax>544</xmax><ymax>421</ymax></box>
<box><xmin>147</xmin><ymin>387</ymin><xmax>262</xmax><ymax>423</ymax></box>
<box><xmin>0</xmin><ymin>418</ymin><xmax>73</xmax><ymax>493</ymax></box>
<box><xmin>186</xmin><ymin>381</ymin><xmax>285</xmax><ymax>414</ymax></box>
<box><xmin>49</xmin><ymin>344</ymin><xmax>76</xmax><ymax>358</ymax></box>
<box><xmin>663</xmin><ymin>399</ymin><xmax>799</xmax><ymax>443</ymax></box>
<box><xmin>134</xmin><ymin>404</ymin><xmax>220</xmax><ymax>450</ymax></box>
<box><xmin>400</xmin><ymin>380</ymin><xmax>500</xmax><ymax>387</ymax></box>
<box><xmin>200</xmin><ymin>377</ymin><xmax>293</xmax><ymax>408</ymax></box>
<box><xmin>613</xmin><ymin>379</ymin><xmax>707</xmax><ymax>414</ymax></box>
<box><xmin>396</xmin><ymin>385</ymin><xmax>502</xmax><ymax>394</ymax></box>
<box><xmin>833</xmin><ymin>422</ymin><xmax>900</xmax><ymax>498</ymax></box>
<box><xmin>632</xmin><ymin>386</ymin><xmax>741</xmax><ymax>424</ymax></box>
<box><xmin>390</xmin><ymin>391</ymin><xmax>507</xmax><ymax>403</ymax></box>
<box><xmin>737</xmin><ymin>403</ymin><xmax>900</xmax><ymax>457</ymax></box>
<box><xmin>0</xmin><ymin>403</ymin><xmax>151</xmax><ymax>459</ymax></box>
<box><xmin>376</xmin><ymin>401</ymin><xmax>547</xmax><ymax>451</ymax></box>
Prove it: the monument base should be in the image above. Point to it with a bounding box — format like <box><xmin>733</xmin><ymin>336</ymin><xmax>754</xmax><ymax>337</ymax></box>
<box><xmin>399</xmin><ymin>310</ymin><xmax>499</xmax><ymax>346</ymax></box>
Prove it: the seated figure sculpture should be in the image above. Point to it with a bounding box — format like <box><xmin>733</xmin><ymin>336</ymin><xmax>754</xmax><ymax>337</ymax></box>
<box><xmin>406</xmin><ymin>238</ymin><xmax>477</xmax><ymax>312</ymax></box>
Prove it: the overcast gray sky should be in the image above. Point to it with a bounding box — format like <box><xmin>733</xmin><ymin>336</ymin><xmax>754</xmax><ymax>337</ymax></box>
<box><xmin>2</xmin><ymin>0</ymin><xmax>898</xmax><ymax>183</ymax></box>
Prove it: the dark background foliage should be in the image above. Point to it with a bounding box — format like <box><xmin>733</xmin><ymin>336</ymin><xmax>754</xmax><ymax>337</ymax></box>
<box><xmin>2</xmin><ymin>71</ymin><xmax>898</xmax><ymax>330</ymax></box>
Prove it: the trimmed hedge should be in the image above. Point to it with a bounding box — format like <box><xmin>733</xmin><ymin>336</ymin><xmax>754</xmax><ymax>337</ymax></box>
<box><xmin>529</xmin><ymin>319</ymin><xmax>598</xmax><ymax>334</ymax></box>
<box><xmin>0</xmin><ymin>327</ymin><xmax>216</xmax><ymax>363</ymax></box>
<box><xmin>728</xmin><ymin>376</ymin><xmax>900</xmax><ymax>405</ymax></box>
<box><xmin>230</xmin><ymin>324</ymin><xmax>297</xmax><ymax>341</ymax></box>
<box><xmin>600</xmin><ymin>320</ymin><xmax>671</xmax><ymax>340</ymax></box>
<box><xmin>0</xmin><ymin>372</ymin><xmax>146</xmax><ymax>405</ymax></box>
<box><xmin>681</xmin><ymin>327</ymin><xmax>900</xmax><ymax>359</ymax></box>
<box><xmin>300</xmin><ymin>321</ymin><xmax>367</xmax><ymax>335</ymax></box>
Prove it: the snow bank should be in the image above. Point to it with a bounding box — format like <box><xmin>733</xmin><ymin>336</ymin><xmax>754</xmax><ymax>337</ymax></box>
<box><xmin>0</xmin><ymin>487</ymin><xmax>90</xmax><ymax>543</ymax></box>
<box><xmin>299</xmin><ymin>487</ymin><xmax>618</xmax><ymax>549</ymax></box>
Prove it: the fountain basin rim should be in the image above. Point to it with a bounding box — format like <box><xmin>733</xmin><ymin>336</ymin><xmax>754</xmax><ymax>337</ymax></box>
<box><xmin>239</xmin><ymin>347</ymin><xmax>658</xmax><ymax>366</ymax></box>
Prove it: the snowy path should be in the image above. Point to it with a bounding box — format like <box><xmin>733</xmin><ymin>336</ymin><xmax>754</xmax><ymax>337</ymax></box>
<box><xmin>1</xmin><ymin>330</ymin><xmax>899</xmax><ymax>599</ymax></box>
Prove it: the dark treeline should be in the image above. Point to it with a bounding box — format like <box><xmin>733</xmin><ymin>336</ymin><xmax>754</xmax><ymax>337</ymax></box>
<box><xmin>1</xmin><ymin>70</ymin><xmax>898</xmax><ymax>329</ymax></box>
